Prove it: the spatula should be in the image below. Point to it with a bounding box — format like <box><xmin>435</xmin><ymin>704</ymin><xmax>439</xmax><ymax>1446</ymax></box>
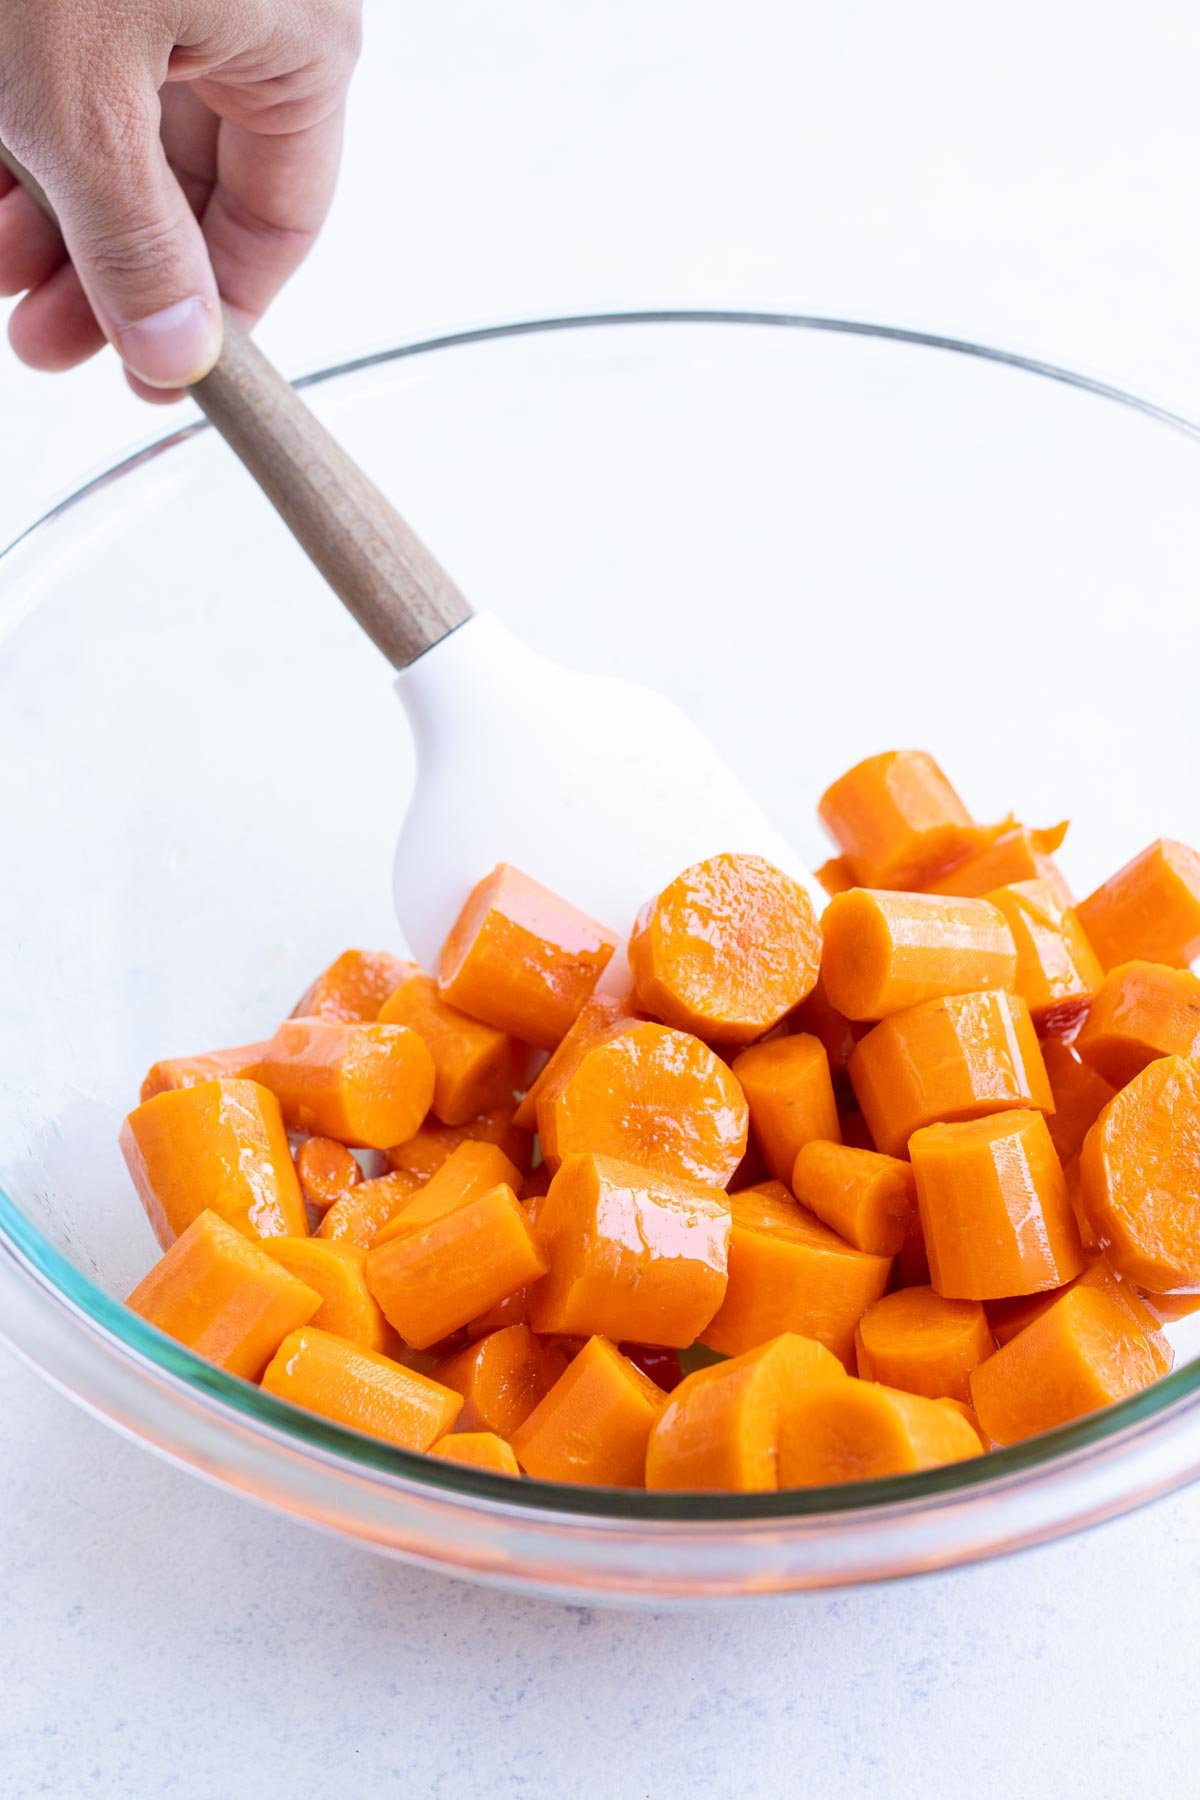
<box><xmin>1</xmin><ymin>146</ymin><xmax>815</xmax><ymax>963</ymax></box>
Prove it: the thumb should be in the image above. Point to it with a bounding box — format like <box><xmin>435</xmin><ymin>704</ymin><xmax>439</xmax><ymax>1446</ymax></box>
<box><xmin>55</xmin><ymin>108</ymin><xmax>222</xmax><ymax>388</ymax></box>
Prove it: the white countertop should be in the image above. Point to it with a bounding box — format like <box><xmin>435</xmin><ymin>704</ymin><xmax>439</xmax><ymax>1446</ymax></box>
<box><xmin>4</xmin><ymin>4</ymin><xmax>1200</xmax><ymax>1793</ymax></box>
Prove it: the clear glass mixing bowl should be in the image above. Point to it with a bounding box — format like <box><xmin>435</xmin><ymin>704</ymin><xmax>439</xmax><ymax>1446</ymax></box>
<box><xmin>3</xmin><ymin>311</ymin><xmax>1200</xmax><ymax>1603</ymax></box>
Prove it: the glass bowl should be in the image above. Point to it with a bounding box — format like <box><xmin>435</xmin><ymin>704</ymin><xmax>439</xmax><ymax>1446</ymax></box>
<box><xmin>3</xmin><ymin>311</ymin><xmax>1200</xmax><ymax>1604</ymax></box>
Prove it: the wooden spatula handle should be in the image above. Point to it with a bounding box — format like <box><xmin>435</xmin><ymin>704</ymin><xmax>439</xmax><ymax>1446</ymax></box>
<box><xmin>0</xmin><ymin>142</ymin><xmax>472</xmax><ymax>669</ymax></box>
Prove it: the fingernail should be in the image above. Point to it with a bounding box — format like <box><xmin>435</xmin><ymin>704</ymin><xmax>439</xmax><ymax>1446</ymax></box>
<box><xmin>115</xmin><ymin>296</ymin><xmax>222</xmax><ymax>388</ymax></box>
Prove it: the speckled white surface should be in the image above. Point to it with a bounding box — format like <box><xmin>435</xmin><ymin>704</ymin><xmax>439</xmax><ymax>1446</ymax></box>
<box><xmin>5</xmin><ymin>4</ymin><xmax>1200</xmax><ymax>1793</ymax></box>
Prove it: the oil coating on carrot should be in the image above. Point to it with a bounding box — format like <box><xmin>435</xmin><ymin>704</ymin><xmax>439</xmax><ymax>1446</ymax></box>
<box><xmin>1075</xmin><ymin>960</ymin><xmax>1200</xmax><ymax>1087</ymax></box>
<box><xmin>512</xmin><ymin>994</ymin><xmax>635</xmax><ymax>1132</ymax></box>
<box><xmin>251</xmin><ymin>1019</ymin><xmax>436</xmax><ymax>1150</ymax></box>
<box><xmin>377</xmin><ymin>974</ymin><xmax>537</xmax><ymax>1127</ymax></box>
<box><xmin>791</xmin><ymin>1140</ymin><xmax>917</xmax><ymax>1257</ymax></box>
<box><xmin>818</xmin><ymin>750</ymin><xmax>979</xmax><ymax>890</ymax></box>
<box><xmin>820</xmin><ymin>889</ymin><xmax>1017</xmax><ymax>1022</ymax></box>
<box><xmin>529</xmin><ymin>1152</ymin><xmax>731</xmax><ymax>1346</ymax></box>
<box><xmin>438</xmin><ymin>863</ymin><xmax>619</xmax><ymax>1050</ymax></box>
<box><xmin>778</xmin><ymin>1378</ymin><xmax>982</xmax><ymax>1486</ymax></box>
<box><xmin>384</xmin><ymin>1104</ymin><xmax>533</xmax><ymax>1181</ymax></box>
<box><xmin>848</xmin><ymin>989</ymin><xmax>1053</xmax><ymax>1159</ymax></box>
<box><xmin>294</xmin><ymin>1136</ymin><xmax>361</xmax><ymax>1212</ymax></box>
<box><xmin>1040</xmin><ymin>1036</ymin><xmax>1117</xmax><ymax>1162</ymax></box>
<box><xmin>983</xmin><ymin>879</ymin><xmax>1103</xmax><ymax>1033</ymax></box>
<box><xmin>261</xmin><ymin>1327</ymin><xmax>462</xmax><ymax>1449</ymax></box>
<box><xmin>854</xmin><ymin>1285</ymin><xmax>994</xmax><ymax>1402</ymax></box>
<box><xmin>260</xmin><ymin>1237</ymin><xmax>390</xmax><ymax>1353</ymax></box>
<box><xmin>539</xmin><ymin>1020</ymin><xmax>749</xmax><ymax>1188</ymax></box>
<box><xmin>510</xmin><ymin>1335</ymin><xmax>666</xmax><ymax>1486</ymax></box>
<box><xmin>121</xmin><ymin>1078</ymin><xmax>308</xmax><ymax>1249</ymax></box>
<box><xmin>628</xmin><ymin>853</ymin><xmax>821</xmax><ymax>1045</ymax></box>
<box><xmin>139</xmin><ymin>1040</ymin><xmax>270</xmax><ymax>1103</ymax></box>
<box><xmin>984</xmin><ymin>1255</ymin><xmax>1172</xmax><ymax>1373</ymax></box>
<box><xmin>315</xmin><ymin>1168</ymin><xmax>422</xmax><ymax>1249</ymax></box>
<box><xmin>435</xmin><ymin>1323</ymin><xmax>567</xmax><ymax>1438</ymax></box>
<box><xmin>428</xmin><ymin>1432</ymin><xmax>521</xmax><ymax>1475</ymax></box>
<box><xmin>292</xmin><ymin>949</ymin><xmax>420</xmax><ymax>1022</ymax></box>
<box><xmin>926</xmin><ymin>821</ymin><xmax>1072</xmax><ymax>908</ymax></box>
<box><xmin>730</xmin><ymin>1034</ymin><xmax>840</xmax><ymax>1184</ymax></box>
<box><xmin>1079</xmin><ymin>1054</ymin><xmax>1200</xmax><ymax>1291</ymax></box>
<box><xmin>1075</xmin><ymin>838</ymin><xmax>1200</xmax><ymax>972</ymax></box>
<box><xmin>373</xmin><ymin>1139</ymin><xmax>525</xmax><ymax>1246</ymax></box>
<box><xmin>126</xmin><ymin>1209</ymin><xmax>321</xmax><ymax>1379</ymax></box>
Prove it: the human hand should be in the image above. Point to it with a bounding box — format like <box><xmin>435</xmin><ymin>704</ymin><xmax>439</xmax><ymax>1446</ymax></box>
<box><xmin>0</xmin><ymin>0</ymin><xmax>362</xmax><ymax>399</ymax></box>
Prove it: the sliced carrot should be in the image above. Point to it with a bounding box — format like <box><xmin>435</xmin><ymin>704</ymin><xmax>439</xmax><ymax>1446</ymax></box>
<box><xmin>384</xmin><ymin>1103</ymin><xmax>533</xmax><ymax>1181</ymax></box>
<box><xmin>854</xmin><ymin>1285</ymin><xmax>994</xmax><ymax>1401</ymax></box>
<box><xmin>911</xmin><ymin>1109</ymin><xmax>1084</xmax><ymax>1299</ymax></box>
<box><xmin>1040</xmin><ymin>1036</ymin><xmax>1116</xmax><ymax>1162</ymax></box>
<box><xmin>645</xmin><ymin>1333</ymin><xmax>847</xmax><ymax>1492</ymax></box>
<box><xmin>983</xmin><ymin>879</ymin><xmax>1103</xmax><ymax>1033</ymax></box>
<box><xmin>529</xmin><ymin>1152</ymin><xmax>731</xmax><ymax>1346</ymax></box>
<box><xmin>139</xmin><ymin>1040</ymin><xmax>270</xmax><ymax>1104</ymax></box>
<box><xmin>628</xmin><ymin>853</ymin><xmax>821</xmax><ymax>1046</ymax></box>
<box><xmin>434</xmin><ymin>1322</ymin><xmax>567</xmax><ymax>1437</ymax></box>
<box><xmin>926</xmin><ymin>821</ymin><xmax>1072</xmax><ymax>908</ymax></box>
<box><xmin>701</xmin><ymin>1181</ymin><xmax>891</xmax><ymax>1364</ymax></box>
<box><xmin>793</xmin><ymin>976</ymin><xmax>861</xmax><ymax>1079</ymax></box>
<box><xmin>1079</xmin><ymin>1054</ymin><xmax>1200</xmax><ymax>1289</ymax></box>
<box><xmin>984</xmin><ymin>1255</ymin><xmax>1172</xmax><ymax>1373</ymax></box>
<box><xmin>374</xmin><ymin>1139</ymin><xmax>525</xmax><ymax>1246</ymax></box>
<box><xmin>848</xmin><ymin>989</ymin><xmax>1053</xmax><ymax>1158</ymax></box>
<box><xmin>510</xmin><ymin>1336</ymin><xmax>666</xmax><ymax>1486</ymax></box>
<box><xmin>126</xmin><ymin>1209</ymin><xmax>321</xmax><ymax>1379</ymax></box>
<box><xmin>376</xmin><ymin>973</ymin><xmax>536</xmax><ymax>1127</ymax></box>
<box><xmin>315</xmin><ymin>1169</ymin><xmax>422</xmax><ymax>1249</ymax></box>
<box><xmin>938</xmin><ymin>1397</ymin><xmax>986</xmax><ymax>1446</ymax></box>
<box><xmin>1075</xmin><ymin>960</ymin><xmax>1200</xmax><ymax>1087</ymax></box>
<box><xmin>261</xmin><ymin>1326</ymin><xmax>462</xmax><ymax>1448</ymax></box>
<box><xmin>969</xmin><ymin>1286</ymin><xmax>1160</xmax><ymax>1445</ymax></box>
<box><xmin>465</xmin><ymin>1289</ymin><xmax>530</xmax><ymax>1339</ymax></box>
<box><xmin>791</xmin><ymin>1140</ymin><xmax>917</xmax><ymax>1256</ymax></box>
<box><xmin>250</xmin><ymin>1019</ymin><xmax>435</xmax><ymax>1149</ymax></box>
<box><xmin>1139</xmin><ymin>1288</ymin><xmax>1200</xmax><ymax>1323</ymax></box>
<box><xmin>512</xmin><ymin>994</ymin><xmax>635</xmax><ymax>1132</ymax></box>
<box><xmin>730</xmin><ymin>1034</ymin><xmax>840</xmax><ymax>1183</ymax></box>
<box><xmin>778</xmin><ymin>1378</ymin><xmax>982</xmax><ymax>1485</ymax></box>
<box><xmin>538</xmin><ymin>1020</ymin><xmax>748</xmax><ymax>1187</ymax></box>
<box><xmin>815</xmin><ymin>856</ymin><xmax>856</xmax><ymax>898</ymax></box>
<box><xmin>818</xmin><ymin>750</ymin><xmax>978</xmax><ymax>889</ymax></box>
<box><xmin>438</xmin><ymin>862</ymin><xmax>618</xmax><ymax>1049</ymax></box>
<box><xmin>292</xmin><ymin>948</ymin><xmax>420</xmax><ymax>1023</ymax></box>
<box><xmin>365</xmin><ymin>1183</ymin><xmax>546</xmax><ymax>1349</ymax></box>
<box><xmin>1075</xmin><ymin>838</ymin><xmax>1200</xmax><ymax>972</ymax></box>
<box><xmin>294</xmin><ymin>1137</ymin><xmax>361</xmax><ymax>1212</ymax></box>
<box><xmin>428</xmin><ymin>1431</ymin><xmax>521</xmax><ymax>1475</ymax></box>
<box><xmin>259</xmin><ymin>1237</ymin><xmax>389</xmax><ymax>1352</ymax></box>
<box><xmin>120</xmin><ymin>1078</ymin><xmax>308</xmax><ymax>1249</ymax></box>
<box><xmin>820</xmin><ymin>889</ymin><xmax>1017</xmax><ymax>1021</ymax></box>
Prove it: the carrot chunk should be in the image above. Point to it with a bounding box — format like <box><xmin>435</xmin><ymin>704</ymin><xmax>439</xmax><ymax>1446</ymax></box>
<box><xmin>628</xmin><ymin>853</ymin><xmax>821</xmax><ymax>1045</ymax></box>
<box><xmin>1075</xmin><ymin>960</ymin><xmax>1200</xmax><ymax>1087</ymax></box>
<box><xmin>1075</xmin><ymin>838</ymin><xmax>1200</xmax><ymax>971</ymax></box>
<box><xmin>937</xmin><ymin>1397</ymin><xmax>986</xmax><ymax>1446</ymax></box>
<box><xmin>315</xmin><ymin>1169</ymin><xmax>422</xmax><ymax>1249</ymax></box>
<box><xmin>645</xmin><ymin>1333</ymin><xmax>846</xmax><ymax>1491</ymax></box>
<box><xmin>1079</xmin><ymin>1054</ymin><xmax>1200</xmax><ymax>1290</ymax></box>
<box><xmin>778</xmin><ymin>1378</ymin><xmax>982</xmax><ymax>1486</ymax></box>
<box><xmin>428</xmin><ymin>1432</ymin><xmax>521</xmax><ymax>1475</ymax></box>
<box><xmin>538</xmin><ymin>1020</ymin><xmax>748</xmax><ymax>1187</ymax></box>
<box><xmin>818</xmin><ymin>750</ymin><xmax>978</xmax><ymax>889</ymax></box>
<box><xmin>384</xmin><ymin>1104</ymin><xmax>533</xmax><ymax>1181</ymax></box>
<box><xmin>139</xmin><ymin>1040</ymin><xmax>270</xmax><ymax>1103</ymax></box>
<box><xmin>791</xmin><ymin>1140</ymin><xmax>917</xmax><ymax>1256</ymax></box>
<box><xmin>969</xmin><ymin>1286</ymin><xmax>1160</xmax><ymax>1445</ymax></box>
<box><xmin>377</xmin><ymin>973</ymin><xmax>536</xmax><ymax>1127</ymax></box>
<box><xmin>927</xmin><ymin>821</ymin><xmax>1072</xmax><ymax>908</ymax></box>
<box><xmin>512</xmin><ymin>994</ymin><xmax>635</xmax><ymax>1132</ymax></box>
<box><xmin>510</xmin><ymin>1336</ymin><xmax>666</xmax><ymax>1486</ymax></box>
<box><xmin>983</xmin><ymin>879</ymin><xmax>1103</xmax><ymax>1033</ymax></box>
<box><xmin>815</xmin><ymin>856</ymin><xmax>856</xmax><ymax>898</ymax></box>
<box><xmin>730</xmin><ymin>1034</ymin><xmax>840</xmax><ymax>1183</ymax></box>
<box><xmin>438</xmin><ymin>863</ymin><xmax>618</xmax><ymax>1049</ymax></box>
<box><xmin>529</xmin><ymin>1152</ymin><xmax>731</xmax><ymax>1346</ymax></box>
<box><xmin>854</xmin><ymin>1285</ymin><xmax>994</xmax><ymax>1401</ymax></box>
<box><xmin>434</xmin><ymin>1322</ymin><xmax>567</xmax><ymax>1437</ymax></box>
<box><xmin>793</xmin><ymin>976</ymin><xmax>861</xmax><ymax>1079</ymax></box>
<box><xmin>292</xmin><ymin>948</ymin><xmax>419</xmax><ymax>1023</ymax></box>
<box><xmin>1040</xmin><ymin>1036</ymin><xmax>1117</xmax><ymax>1162</ymax></box>
<box><xmin>261</xmin><ymin>1326</ymin><xmax>462</xmax><ymax>1448</ymax></box>
<box><xmin>294</xmin><ymin>1136</ymin><xmax>361</xmax><ymax>1212</ymax></box>
<box><xmin>911</xmin><ymin>1109</ymin><xmax>1084</xmax><ymax>1299</ymax></box>
<box><xmin>701</xmin><ymin>1182</ymin><xmax>891</xmax><ymax>1363</ymax></box>
<box><xmin>250</xmin><ymin>1019</ymin><xmax>435</xmax><ymax>1149</ymax></box>
<box><xmin>365</xmin><ymin>1183</ymin><xmax>546</xmax><ymax>1349</ymax></box>
<box><xmin>848</xmin><ymin>989</ymin><xmax>1053</xmax><ymax>1158</ymax></box>
<box><xmin>374</xmin><ymin>1139</ymin><xmax>525</xmax><ymax>1246</ymax></box>
<box><xmin>259</xmin><ymin>1238</ymin><xmax>390</xmax><ymax>1352</ymax></box>
<box><xmin>120</xmin><ymin>1078</ymin><xmax>308</xmax><ymax>1249</ymax></box>
<box><xmin>126</xmin><ymin>1209</ymin><xmax>321</xmax><ymax>1379</ymax></box>
<box><xmin>820</xmin><ymin>889</ymin><xmax>1017</xmax><ymax>1022</ymax></box>
<box><xmin>984</xmin><ymin>1255</ymin><xmax>1172</xmax><ymax>1373</ymax></box>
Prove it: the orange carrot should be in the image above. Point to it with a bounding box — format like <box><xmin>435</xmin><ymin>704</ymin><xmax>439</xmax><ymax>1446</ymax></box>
<box><xmin>818</xmin><ymin>750</ymin><xmax>979</xmax><ymax>889</ymax></box>
<box><xmin>984</xmin><ymin>1255</ymin><xmax>1172</xmax><ymax>1374</ymax></box>
<box><xmin>250</xmin><ymin>1019</ymin><xmax>435</xmax><ymax>1149</ymax></box>
<box><xmin>292</xmin><ymin>948</ymin><xmax>419</xmax><ymax>1023</ymax></box>
<box><xmin>538</xmin><ymin>1020</ymin><xmax>748</xmax><ymax>1187</ymax></box>
<box><xmin>120</xmin><ymin>1078</ymin><xmax>308</xmax><ymax>1249</ymax></box>
<box><xmin>893</xmin><ymin>1209</ymin><xmax>932</xmax><ymax>1290</ymax></box>
<box><xmin>848</xmin><ymin>989</ymin><xmax>1053</xmax><ymax>1158</ymax></box>
<box><xmin>969</xmin><ymin>1286</ymin><xmax>1160</xmax><ymax>1445</ymax></box>
<box><xmin>820</xmin><ymin>889</ymin><xmax>1017</xmax><ymax>1021</ymax></box>
<box><xmin>1079</xmin><ymin>1054</ymin><xmax>1200</xmax><ymax>1290</ymax></box>
<box><xmin>512</xmin><ymin>994</ymin><xmax>634</xmax><ymax>1132</ymax></box>
<box><xmin>315</xmin><ymin>1169</ymin><xmax>422</xmax><ymax>1249</ymax></box>
<box><xmin>911</xmin><ymin>1109</ymin><xmax>1084</xmax><ymax>1299</ymax></box>
<box><xmin>854</xmin><ymin>1285</ymin><xmax>994</xmax><ymax>1401</ymax></box>
<box><xmin>1040</xmin><ymin>1036</ymin><xmax>1116</xmax><ymax>1162</ymax></box>
<box><xmin>938</xmin><ymin>1397</ymin><xmax>986</xmax><ymax>1446</ymax></box>
<box><xmin>730</xmin><ymin>1034</ymin><xmax>840</xmax><ymax>1183</ymax></box>
<box><xmin>645</xmin><ymin>1333</ymin><xmax>846</xmax><ymax>1491</ymax></box>
<box><xmin>628</xmin><ymin>853</ymin><xmax>821</xmax><ymax>1045</ymax></box>
<box><xmin>529</xmin><ymin>1152</ymin><xmax>731</xmax><ymax>1346</ymax></box>
<box><xmin>428</xmin><ymin>1432</ymin><xmax>521</xmax><ymax>1475</ymax></box>
<box><xmin>434</xmin><ymin>1323</ymin><xmax>567</xmax><ymax>1437</ymax></box>
<box><xmin>815</xmin><ymin>856</ymin><xmax>856</xmax><ymax>898</ymax></box>
<box><xmin>126</xmin><ymin>1210</ymin><xmax>320</xmax><ymax>1379</ymax></box>
<box><xmin>1075</xmin><ymin>838</ymin><xmax>1200</xmax><ymax>972</ymax></box>
<box><xmin>377</xmin><ymin>973</ymin><xmax>536</xmax><ymax>1127</ymax></box>
<box><xmin>365</xmin><ymin>1183</ymin><xmax>546</xmax><ymax>1349</ymax></box>
<box><xmin>259</xmin><ymin>1237</ymin><xmax>390</xmax><ymax>1352</ymax></box>
<box><xmin>261</xmin><ymin>1327</ymin><xmax>462</xmax><ymax>1448</ymax></box>
<box><xmin>510</xmin><ymin>1336</ymin><xmax>666</xmax><ymax>1486</ymax></box>
<box><xmin>793</xmin><ymin>976</ymin><xmax>861</xmax><ymax>1080</ymax></box>
<box><xmin>384</xmin><ymin>1104</ymin><xmax>533</xmax><ymax>1181</ymax></box>
<box><xmin>778</xmin><ymin>1378</ymin><xmax>982</xmax><ymax>1485</ymax></box>
<box><xmin>1139</xmin><ymin>1288</ymin><xmax>1200</xmax><ymax>1324</ymax></box>
<box><xmin>373</xmin><ymin>1139</ymin><xmax>525</xmax><ymax>1246</ymax></box>
<box><xmin>983</xmin><ymin>879</ymin><xmax>1103</xmax><ymax>1033</ymax></box>
<box><xmin>791</xmin><ymin>1140</ymin><xmax>917</xmax><ymax>1256</ymax></box>
<box><xmin>927</xmin><ymin>821</ymin><xmax>1072</xmax><ymax>908</ymax></box>
<box><xmin>701</xmin><ymin>1182</ymin><xmax>891</xmax><ymax>1364</ymax></box>
<box><xmin>139</xmin><ymin>1040</ymin><xmax>270</xmax><ymax>1104</ymax></box>
<box><xmin>294</xmin><ymin>1137</ymin><xmax>361</xmax><ymax>1212</ymax></box>
<box><xmin>438</xmin><ymin>863</ymin><xmax>618</xmax><ymax>1049</ymax></box>
<box><xmin>1075</xmin><ymin>960</ymin><xmax>1200</xmax><ymax>1087</ymax></box>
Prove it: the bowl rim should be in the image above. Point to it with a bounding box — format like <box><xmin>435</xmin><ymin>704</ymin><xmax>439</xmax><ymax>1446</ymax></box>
<box><xmin>4</xmin><ymin>306</ymin><xmax>1200</xmax><ymax>1533</ymax></box>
